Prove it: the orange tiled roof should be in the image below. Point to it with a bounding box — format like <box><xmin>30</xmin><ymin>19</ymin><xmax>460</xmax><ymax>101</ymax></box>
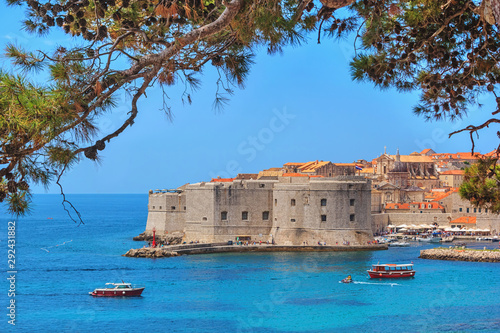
<box><xmin>440</xmin><ymin>170</ymin><xmax>464</xmax><ymax>175</ymax></box>
<box><xmin>421</xmin><ymin>149</ymin><xmax>433</xmax><ymax>154</ymax></box>
<box><xmin>427</xmin><ymin>188</ymin><xmax>458</xmax><ymax>201</ymax></box>
<box><xmin>210</xmin><ymin>177</ymin><xmax>235</xmax><ymax>182</ymax></box>
<box><xmin>282</xmin><ymin>173</ymin><xmax>309</xmax><ymax>177</ymax></box>
<box><xmin>334</xmin><ymin>163</ymin><xmax>356</xmax><ymax>166</ymax></box>
<box><xmin>450</xmin><ymin>216</ymin><xmax>477</xmax><ymax>224</ymax></box>
<box><xmin>431</xmin><ymin>152</ymin><xmax>482</xmax><ymax>160</ymax></box>
<box><xmin>385</xmin><ymin>203</ymin><xmax>410</xmax><ymax>209</ymax></box>
<box><xmin>389</xmin><ymin>155</ymin><xmax>433</xmax><ymax>163</ymax></box>
<box><xmin>410</xmin><ymin>202</ymin><xmax>445</xmax><ymax>209</ymax></box>
<box><xmin>484</xmin><ymin>150</ymin><xmax>499</xmax><ymax>157</ymax></box>
<box><xmin>298</xmin><ymin>161</ymin><xmax>331</xmax><ymax>172</ymax></box>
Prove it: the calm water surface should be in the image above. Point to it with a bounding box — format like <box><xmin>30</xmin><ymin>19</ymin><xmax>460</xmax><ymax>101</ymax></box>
<box><xmin>1</xmin><ymin>194</ymin><xmax>499</xmax><ymax>332</ymax></box>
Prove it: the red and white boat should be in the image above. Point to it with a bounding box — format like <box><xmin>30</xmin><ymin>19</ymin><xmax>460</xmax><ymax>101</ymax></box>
<box><xmin>368</xmin><ymin>264</ymin><xmax>415</xmax><ymax>278</ymax></box>
<box><xmin>89</xmin><ymin>282</ymin><xmax>145</xmax><ymax>297</ymax></box>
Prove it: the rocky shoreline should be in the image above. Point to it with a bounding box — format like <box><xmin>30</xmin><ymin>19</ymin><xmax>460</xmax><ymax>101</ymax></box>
<box><xmin>123</xmin><ymin>243</ymin><xmax>388</xmax><ymax>258</ymax></box>
<box><xmin>419</xmin><ymin>248</ymin><xmax>500</xmax><ymax>263</ymax></box>
<box><xmin>123</xmin><ymin>248</ymin><xmax>180</xmax><ymax>258</ymax></box>
<box><xmin>132</xmin><ymin>232</ymin><xmax>183</xmax><ymax>245</ymax></box>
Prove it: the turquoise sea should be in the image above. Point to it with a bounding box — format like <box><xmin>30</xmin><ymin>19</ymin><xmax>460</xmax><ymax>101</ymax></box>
<box><xmin>1</xmin><ymin>194</ymin><xmax>500</xmax><ymax>332</ymax></box>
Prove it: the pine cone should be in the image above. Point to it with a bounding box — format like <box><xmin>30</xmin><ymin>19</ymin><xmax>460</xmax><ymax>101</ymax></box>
<box><xmin>7</xmin><ymin>180</ymin><xmax>17</xmax><ymax>193</ymax></box>
<box><xmin>84</xmin><ymin>147</ymin><xmax>98</xmax><ymax>160</ymax></box>
<box><xmin>18</xmin><ymin>181</ymin><xmax>29</xmax><ymax>191</ymax></box>
<box><xmin>95</xmin><ymin>140</ymin><xmax>106</xmax><ymax>151</ymax></box>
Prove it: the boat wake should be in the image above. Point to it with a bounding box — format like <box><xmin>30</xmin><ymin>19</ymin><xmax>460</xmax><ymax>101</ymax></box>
<box><xmin>41</xmin><ymin>240</ymin><xmax>73</xmax><ymax>252</ymax></box>
<box><xmin>353</xmin><ymin>281</ymin><xmax>400</xmax><ymax>286</ymax></box>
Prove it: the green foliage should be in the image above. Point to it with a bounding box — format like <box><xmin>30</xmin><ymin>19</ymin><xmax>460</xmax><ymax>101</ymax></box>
<box><xmin>460</xmin><ymin>158</ymin><xmax>500</xmax><ymax>213</ymax></box>
<box><xmin>2</xmin><ymin>0</ymin><xmax>500</xmax><ymax>216</ymax></box>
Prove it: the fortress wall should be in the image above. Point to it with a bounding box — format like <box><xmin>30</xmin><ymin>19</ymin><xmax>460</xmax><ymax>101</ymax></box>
<box><xmin>272</xmin><ymin>178</ymin><xmax>373</xmax><ymax>245</ymax></box>
<box><xmin>372</xmin><ymin>213</ymin><xmax>452</xmax><ymax>232</ymax></box>
<box><xmin>145</xmin><ymin>192</ymin><xmax>186</xmax><ymax>234</ymax></box>
<box><xmin>184</xmin><ymin>183</ymin><xmax>216</xmax><ymax>243</ymax></box>
<box><xmin>210</xmin><ymin>180</ymin><xmax>276</xmax><ymax>243</ymax></box>
<box><xmin>477</xmin><ymin>216</ymin><xmax>500</xmax><ymax>234</ymax></box>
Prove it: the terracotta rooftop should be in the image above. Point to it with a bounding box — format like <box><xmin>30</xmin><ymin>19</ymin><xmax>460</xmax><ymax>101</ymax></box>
<box><xmin>281</xmin><ymin>173</ymin><xmax>308</xmax><ymax>177</ymax></box>
<box><xmin>426</xmin><ymin>188</ymin><xmax>458</xmax><ymax>202</ymax></box>
<box><xmin>210</xmin><ymin>177</ymin><xmax>235</xmax><ymax>182</ymax></box>
<box><xmin>298</xmin><ymin>161</ymin><xmax>331</xmax><ymax>173</ymax></box>
<box><xmin>431</xmin><ymin>152</ymin><xmax>482</xmax><ymax>160</ymax></box>
<box><xmin>450</xmin><ymin>216</ymin><xmax>477</xmax><ymax>224</ymax></box>
<box><xmin>440</xmin><ymin>170</ymin><xmax>464</xmax><ymax>175</ymax></box>
<box><xmin>389</xmin><ymin>155</ymin><xmax>433</xmax><ymax>163</ymax></box>
<box><xmin>385</xmin><ymin>203</ymin><xmax>410</xmax><ymax>210</ymax></box>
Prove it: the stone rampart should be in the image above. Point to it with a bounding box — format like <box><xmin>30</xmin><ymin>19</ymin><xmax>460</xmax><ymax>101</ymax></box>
<box><xmin>419</xmin><ymin>248</ymin><xmax>500</xmax><ymax>262</ymax></box>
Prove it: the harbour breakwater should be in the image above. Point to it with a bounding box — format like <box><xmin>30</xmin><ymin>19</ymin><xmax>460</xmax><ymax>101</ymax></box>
<box><xmin>124</xmin><ymin>243</ymin><xmax>388</xmax><ymax>258</ymax></box>
<box><xmin>419</xmin><ymin>248</ymin><xmax>500</xmax><ymax>263</ymax></box>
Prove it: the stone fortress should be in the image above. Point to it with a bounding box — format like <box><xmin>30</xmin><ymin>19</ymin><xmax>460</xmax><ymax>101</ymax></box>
<box><xmin>143</xmin><ymin>148</ymin><xmax>500</xmax><ymax>245</ymax></box>
<box><xmin>146</xmin><ymin>176</ymin><xmax>373</xmax><ymax>246</ymax></box>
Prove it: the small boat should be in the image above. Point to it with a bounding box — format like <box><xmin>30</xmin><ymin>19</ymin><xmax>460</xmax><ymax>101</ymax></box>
<box><xmin>89</xmin><ymin>282</ymin><xmax>145</xmax><ymax>297</ymax></box>
<box><xmin>388</xmin><ymin>242</ymin><xmax>410</xmax><ymax>247</ymax></box>
<box><xmin>340</xmin><ymin>275</ymin><xmax>353</xmax><ymax>283</ymax></box>
<box><xmin>368</xmin><ymin>264</ymin><xmax>415</xmax><ymax>278</ymax></box>
<box><xmin>417</xmin><ymin>236</ymin><xmax>441</xmax><ymax>243</ymax></box>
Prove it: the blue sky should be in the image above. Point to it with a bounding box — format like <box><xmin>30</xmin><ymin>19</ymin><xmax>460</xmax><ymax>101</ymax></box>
<box><xmin>1</xmin><ymin>4</ymin><xmax>497</xmax><ymax>194</ymax></box>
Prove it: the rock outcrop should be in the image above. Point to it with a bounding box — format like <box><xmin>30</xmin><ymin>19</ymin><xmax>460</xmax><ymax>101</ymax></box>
<box><xmin>123</xmin><ymin>248</ymin><xmax>179</xmax><ymax>258</ymax></box>
<box><xmin>133</xmin><ymin>232</ymin><xmax>184</xmax><ymax>245</ymax></box>
<box><xmin>419</xmin><ymin>248</ymin><xmax>500</xmax><ymax>262</ymax></box>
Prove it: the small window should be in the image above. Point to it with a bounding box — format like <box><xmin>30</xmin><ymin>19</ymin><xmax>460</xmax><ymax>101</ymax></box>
<box><xmin>459</xmin><ymin>208</ymin><xmax>462</xmax><ymax>212</ymax></box>
<box><xmin>350</xmin><ymin>199</ymin><xmax>355</xmax><ymax>206</ymax></box>
<box><xmin>275</xmin><ymin>199</ymin><xmax>277</xmax><ymax>206</ymax></box>
<box><xmin>290</xmin><ymin>218</ymin><xmax>296</xmax><ymax>222</ymax></box>
<box><xmin>159</xmin><ymin>206</ymin><xmax>162</xmax><ymax>209</ymax></box>
<box><xmin>467</xmin><ymin>208</ymin><xmax>470</xmax><ymax>213</ymax></box>
<box><xmin>478</xmin><ymin>208</ymin><xmax>481</xmax><ymax>213</ymax></box>
<box><xmin>242</xmin><ymin>211</ymin><xmax>248</xmax><ymax>220</ymax></box>
<box><xmin>184</xmin><ymin>206</ymin><xmax>186</xmax><ymax>210</ymax></box>
<box><xmin>321</xmin><ymin>199</ymin><xmax>327</xmax><ymax>206</ymax></box>
<box><xmin>262</xmin><ymin>211</ymin><xmax>269</xmax><ymax>220</ymax></box>
<box><xmin>485</xmin><ymin>208</ymin><xmax>488</xmax><ymax>213</ymax></box>
<box><xmin>202</xmin><ymin>217</ymin><xmax>207</xmax><ymax>221</ymax></box>
<box><xmin>171</xmin><ymin>206</ymin><xmax>176</xmax><ymax>210</ymax></box>
<box><xmin>349</xmin><ymin>185</ymin><xmax>354</xmax><ymax>189</ymax></box>
<box><xmin>152</xmin><ymin>206</ymin><xmax>155</xmax><ymax>209</ymax></box>
<box><xmin>291</xmin><ymin>199</ymin><xmax>296</xmax><ymax>206</ymax></box>
<box><xmin>474</xmin><ymin>208</ymin><xmax>477</xmax><ymax>213</ymax></box>
<box><xmin>259</xmin><ymin>184</ymin><xmax>265</xmax><ymax>188</ymax></box>
<box><xmin>349</xmin><ymin>214</ymin><xmax>355</xmax><ymax>222</ymax></box>
<box><xmin>428</xmin><ymin>204</ymin><xmax>431</xmax><ymax>209</ymax></box>
<box><xmin>221</xmin><ymin>211</ymin><xmax>228</xmax><ymax>220</ymax></box>
<box><xmin>420</xmin><ymin>211</ymin><xmax>423</xmax><ymax>213</ymax></box>
<box><xmin>321</xmin><ymin>215</ymin><xmax>327</xmax><ymax>222</ymax></box>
